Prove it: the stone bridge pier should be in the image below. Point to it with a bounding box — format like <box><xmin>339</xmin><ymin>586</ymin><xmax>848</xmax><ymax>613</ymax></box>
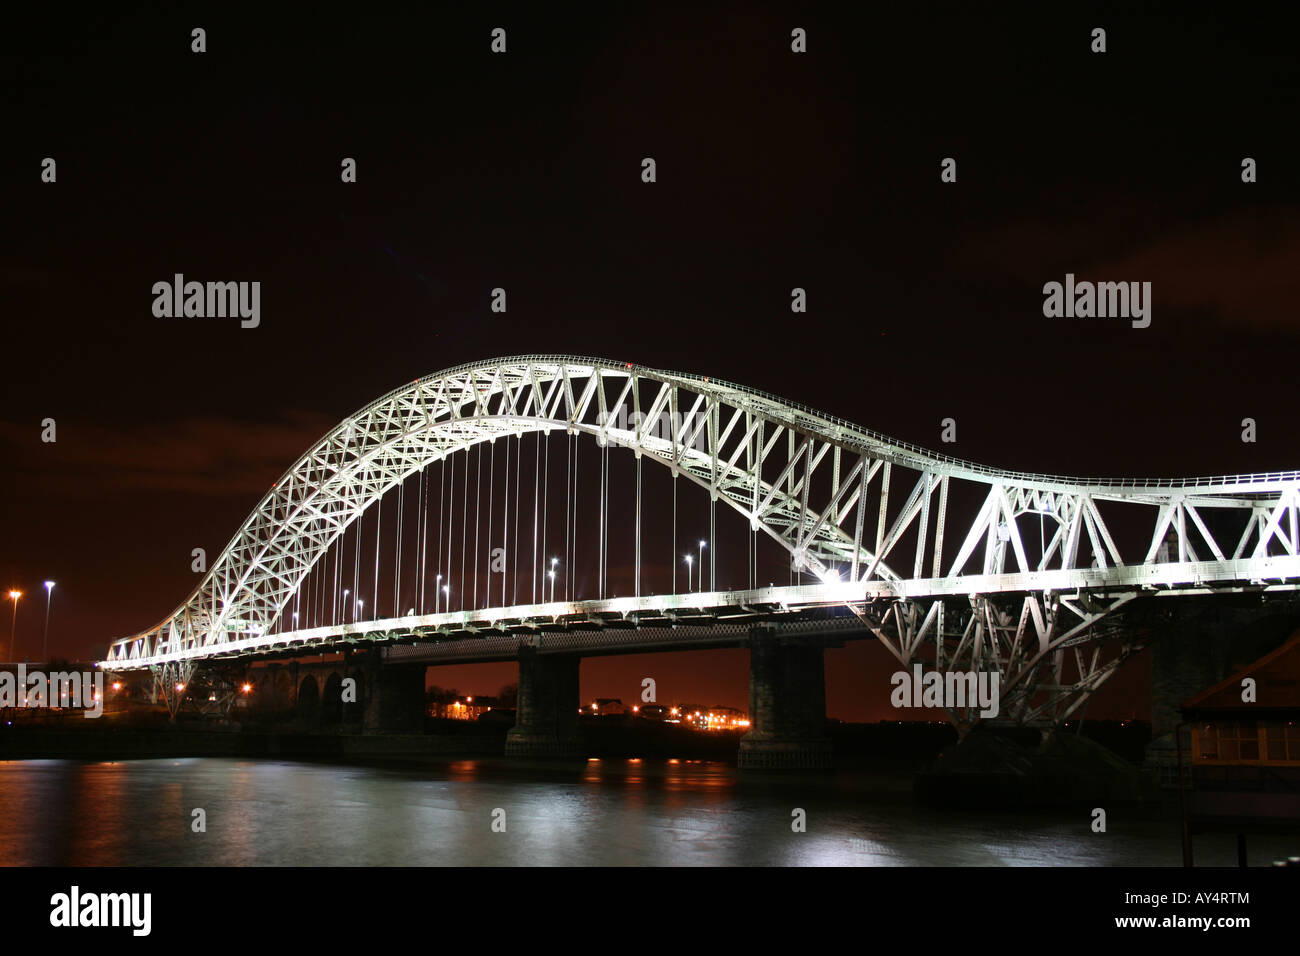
<box><xmin>738</xmin><ymin>628</ymin><xmax>833</xmax><ymax>770</ymax></box>
<box><xmin>504</xmin><ymin>647</ymin><xmax>583</xmax><ymax>757</ymax></box>
<box><xmin>361</xmin><ymin>650</ymin><xmax>427</xmax><ymax>733</ymax></box>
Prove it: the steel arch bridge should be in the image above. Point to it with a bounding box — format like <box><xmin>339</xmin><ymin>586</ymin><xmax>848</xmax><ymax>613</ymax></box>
<box><xmin>102</xmin><ymin>354</ymin><xmax>1300</xmax><ymax>729</ymax></box>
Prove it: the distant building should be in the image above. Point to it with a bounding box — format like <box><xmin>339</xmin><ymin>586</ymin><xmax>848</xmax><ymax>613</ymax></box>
<box><xmin>676</xmin><ymin>704</ymin><xmax>751</xmax><ymax>731</ymax></box>
<box><xmin>1185</xmin><ymin>633</ymin><xmax>1300</xmax><ymax>767</ymax></box>
<box><xmin>585</xmin><ymin>698</ymin><xmax>625</xmax><ymax>716</ymax></box>
<box><xmin>429</xmin><ymin>693</ymin><xmax>498</xmax><ymax>720</ymax></box>
<box><xmin>1178</xmin><ymin>631</ymin><xmax>1300</xmax><ymax>864</ymax></box>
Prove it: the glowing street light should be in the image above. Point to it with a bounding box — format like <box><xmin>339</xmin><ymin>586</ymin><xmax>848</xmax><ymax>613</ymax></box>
<box><xmin>684</xmin><ymin>554</ymin><xmax>693</xmax><ymax>592</ymax></box>
<box><xmin>6</xmin><ymin>590</ymin><xmax>20</xmax><ymax>662</ymax></box>
<box><xmin>342</xmin><ymin>589</ymin><xmax>350</xmax><ymax>626</ymax></box>
<box><xmin>548</xmin><ymin>568</ymin><xmax>556</xmax><ymax>603</ymax></box>
<box><xmin>698</xmin><ymin>540</ymin><xmax>706</xmax><ymax>592</ymax></box>
<box><xmin>42</xmin><ymin>581</ymin><xmax>54</xmax><ymax>663</ymax></box>
<box><xmin>435</xmin><ymin>574</ymin><xmax>443</xmax><ymax>613</ymax></box>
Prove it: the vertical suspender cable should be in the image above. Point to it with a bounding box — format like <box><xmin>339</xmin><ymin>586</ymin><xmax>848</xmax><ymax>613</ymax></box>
<box><xmin>318</xmin><ymin>546</ymin><xmax>324</xmax><ymax>628</ymax></box>
<box><xmin>395</xmin><ymin>480</ymin><xmax>405</xmax><ymax>615</ymax></box>
<box><xmin>710</xmin><ymin>497</ymin><xmax>716</xmax><ymax>592</ymax></box>
<box><xmin>635</xmin><ymin>453</ymin><xmax>642</xmax><ymax>598</ymax></box>
<box><xmin>333</xmin><ymin>523</ymin><xmax>341</xmax><ymax>627</ymax></box>
<box><xmin>532</xmin><ymin>432</ymin><xmax>539</xmax><ymax>604</ymax></box>
<box><xmin>374</xmin><ymin>491</ymin><xmax>382</xmax><ymax>620</ymax></box>
<box><xmin>564</xmin><ymin>431</ymin><xmax>571</xmax><ymax>601</ymax></box>
<box><xmin>501</xmin><ymin>435</ymin><xmax>509</xmax><ymax>607</ymax></box>
<box><xmin>542</xmin><ymin>430</ymin><xmax>550</xmax><ymax>595</ymax></box>
<box><xmin>474</xmin><ymin>442</ymin><xmax>482</xmax><ymax>611</ymax></box>
<box><xmin>513</xmin><ymin>433</ymin><xmax>521</xmax><ymax>605</ymax></box>
<box><xmin>570</xmin><ymin>437</ymin><xmax>577</xmax><ymax>601</ymax></box>
<box><xmin>597</xmin><ymin>443</ymin><xmax>605</xmax><ymax>598</ymax></box>
<box><xmin>418</xmin><ymin>461</ymin><xmax>427</xmax><ymax>613</ymax></box>
<box><xmin>460</xmin><ymin>443</ymin><xmax>469</xmax><ymax>613</ymax></box>
<box><xmin>446</xmin><ymin>453</ymin><xmax>455</xmax><ymax>608</ymax></box>
<box><xmin>436</xmin><ymin>457</ymin><xmax>445</xmax><ymax>603</ymax></box>
<box><xmin>672</xmin><ymin>472</ymin><xmax>677</xmax><ymax>595</ymax></box>
<box><xmin>605</xmin><ymin>445</ymin><xmax>611</xmax><ymax>597</ymax></box>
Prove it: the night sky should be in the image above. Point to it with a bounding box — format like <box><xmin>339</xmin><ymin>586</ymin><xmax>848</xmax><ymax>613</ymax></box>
<box><xmin>3</xmin><ymin>6</ymin><xmax>1298</xmax><ymax>721</ymax></box>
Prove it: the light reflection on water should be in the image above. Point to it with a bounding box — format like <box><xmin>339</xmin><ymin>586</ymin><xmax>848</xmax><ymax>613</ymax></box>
<box><xmin>0</xmin><ymin>757</ymin><xmax>1286</xmax><ymax>866</ymax></box>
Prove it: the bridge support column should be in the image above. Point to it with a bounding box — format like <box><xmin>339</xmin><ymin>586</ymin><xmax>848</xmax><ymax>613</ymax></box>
<box><xmin>362</xmin><ymin>653</ymin><xmax>427</xmax><ymax>734</ymax></box>
<box><xmin>505</xmin><ymin>649</ymin><xmax>583</xmax><ymax>757</ymax></box>
<box><xmin>738</xmin><ymin>629</ymin><xmax>832</xmax><ymax>770</ymax></box>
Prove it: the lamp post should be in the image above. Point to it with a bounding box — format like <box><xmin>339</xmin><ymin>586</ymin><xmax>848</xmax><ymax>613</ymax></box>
<box><xmin>442</xmin><ymin>583</ymin><xmax>450</xmax><ymax>612</ymax></box>
<box><xmin>43</xmin><ymin>581</ymin><xmax>54</xmax><ymax>663</ymax></box>
<box><xmin>698</xmin><ymin>541</ymin><xmax>706</xmax><ymax>592</ymax></box>
<box><xmin>342</xmin><ymin>588</ymin><xmax>350</xmax><ymax>626</ymax></box>
<box><xmin>6</xmin><ymin>590</ymin><xmax>20</xmax><ymax>661</ymax></box>
<box><xmin>548</xmin><ymin>568</ymin><xmax>556</xmax><ymax>603</ymax></box>
<box><xmin>684</xmin><ymin>555</ymin><xmax>693</xmax><ymax>593</ymax></box>
<box><xmin>436</xmin><ymin>574</ymin><xmax>442</xmax><ymax>614</ymax></box>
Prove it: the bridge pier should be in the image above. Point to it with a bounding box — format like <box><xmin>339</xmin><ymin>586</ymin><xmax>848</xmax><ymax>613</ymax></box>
<box><xmin>738</xmin><ymin>629</ymin><xmax>833</xmax><ymax>770</ymax></box>
<box><xmin>362</xmin><ymin>653</ymin><xmax>427</xmax><ymax>733</ymax></box>
<box><xmin>505</xmin><ymin>649</ymin><xmax>583</xmax><ymax>757</ymax></box>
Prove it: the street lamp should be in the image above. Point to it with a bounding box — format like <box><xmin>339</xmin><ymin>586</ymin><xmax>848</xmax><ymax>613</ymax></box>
<box><xmin>342</xmin><ymin>588</ymin><xmax>350</xmax><ymax>626</ymax></box>
<box><xmin>548</xmin><ymin>568</ymin><xmax>556</xmax><ymax>603</ymax></box>
<box><xmin>43</xmin><ymin>581</ymin><xmax>55</xmax><ymax>663</ymax></box>
<box><xmin>356</xmin><ymin>598</ymin><xmax>363</xmax><ymax>622</ymax></box>
<box><xmin>6</xmin><ymin>590</ymin><xmax>20</xmax><ymax>662</ymax></box>
<box><xmin>684</xmin><ymin>555</ymin><xmax>693</xmax><ymax>592</ymax></box>
<box><xmin>436</xmin><ymin>574</ymin><xmax>442</xmax><ymax>613</ymax></box>
<box><xmin>699</xmin><ymin>540</ymin><xmax>706</xmax><ymax>592</ymax></box>
<box><xmin>442</xmin><ymin>583</ymin><xmax>450</xmax><ymax>612</ymax></box>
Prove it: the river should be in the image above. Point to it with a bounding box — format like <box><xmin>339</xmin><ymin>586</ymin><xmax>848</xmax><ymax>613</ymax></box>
<box><xmin>0</xmin><ymin>757</ymin><xmax>1290</xmax><ymax>866</ymax></box>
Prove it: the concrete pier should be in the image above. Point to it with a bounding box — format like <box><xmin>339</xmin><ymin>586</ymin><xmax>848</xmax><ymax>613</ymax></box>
<box><xmin>504</xmin><ymin>649</ymin><xmax>583</xmax><ymax>757</ymax></box>
<box><xmin>738</xmin><ymin>629</ymin><xmax>832</xmax><ymax>770</ymax></box>
<box><xmin>362</xmin><ymin>655</ymin><xmax>427</xmax><ymax>734</ymax></box>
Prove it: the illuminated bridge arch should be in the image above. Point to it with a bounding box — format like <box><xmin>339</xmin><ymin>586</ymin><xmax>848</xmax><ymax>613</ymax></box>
<box><xmin>107</xmin><ymin>355</ymin><xmax>1300</xmax><ymax>685</ymax></box>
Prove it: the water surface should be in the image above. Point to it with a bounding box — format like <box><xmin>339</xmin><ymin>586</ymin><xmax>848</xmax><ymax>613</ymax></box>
<box><xmin>0</xmin><ymin>758</ymin><xmax>1288</xmax><ymax>866</ymax></box>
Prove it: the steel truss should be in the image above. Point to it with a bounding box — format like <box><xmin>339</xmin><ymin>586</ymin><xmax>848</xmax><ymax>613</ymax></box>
<box><xmin>104</xmin><ymin>355</ymin><xmax>1300</xmax><ymax>730</ymax></box>
<box><xmin>848</xmin><ymin>589</ymin><xmax>1144</xmax><ymax>735</ymax></box>
<box><xmin>149</xmin><ymin>661</ymin><xmax>197</xmax><ymax>720</ymax></box>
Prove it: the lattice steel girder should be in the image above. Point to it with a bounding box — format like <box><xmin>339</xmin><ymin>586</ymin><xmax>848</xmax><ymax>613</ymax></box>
<box><xmin>104</xmin><ymin>355</ymin><xmax>1300</xmax><ymax>668</ymax></box>
<box><xmin>848</xmin><ymin>588</ymin><xmax>1145</xmax><ymax>733</ymax></box>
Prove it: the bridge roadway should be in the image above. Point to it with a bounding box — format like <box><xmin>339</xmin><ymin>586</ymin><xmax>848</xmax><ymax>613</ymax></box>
<box><xmin>102</xmin><ymin>553</ymin><xmax>1300</xmax><ymax>672</ymax></box>
<box><xmin>105</xmin><ymin>584</ymin><xmax>866</xmax><ymax>669</ymax></box>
